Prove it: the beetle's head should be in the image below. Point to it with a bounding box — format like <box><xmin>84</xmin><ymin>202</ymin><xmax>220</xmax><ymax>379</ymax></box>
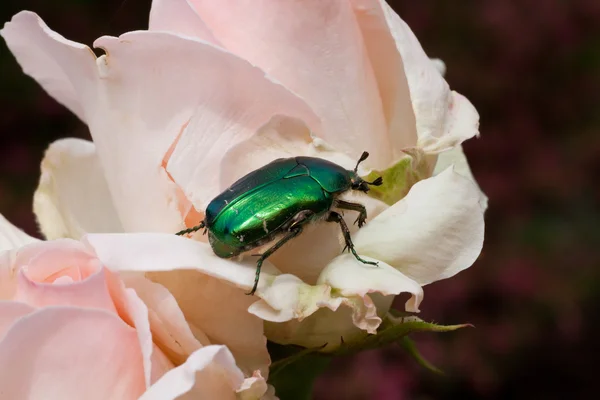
<box><xmin>350</xmin><ymin>151</ymin><xmax>383</xmax><ymax>193</ymax></box>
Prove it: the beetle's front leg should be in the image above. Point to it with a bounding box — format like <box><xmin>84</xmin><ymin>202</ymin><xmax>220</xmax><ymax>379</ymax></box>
<box><xmin>175</xmin><ymin>220</ymin><xmax>206</xmax><ymax>236</ymax></box>
<box><xmin>334</xmin><ymin>200</ymin><xmax>367</xmax><ymax>228</ymax></box>
<box><xmin>327</xmin><ymin>211</ymin><xmax>378</xmax><ymax>267</ymax></box>
<box><xmin>246</xmin><ymin>226</ymin><xmax>304</xmax><ymax>296</ymax></box>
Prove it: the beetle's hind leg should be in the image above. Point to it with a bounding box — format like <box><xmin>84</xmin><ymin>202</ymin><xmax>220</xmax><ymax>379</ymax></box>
<box><xmin>334</xmin><ymin>200</ymin><xmax>368</xmax><ymax>228</ymax></box>
<box><xmin>247</xmin><ymin>226</ymin><xmax>303</xmax><ymax>296</ymax></box>
<box><xmin>327</xmin><ymin>211</ymin><xmax>378</xmax><ymax>267</ymax></box>
<box><xmin>175</xmin><ymin>221</ymin><xmax>206</xmax><ymax>236</ymax></box>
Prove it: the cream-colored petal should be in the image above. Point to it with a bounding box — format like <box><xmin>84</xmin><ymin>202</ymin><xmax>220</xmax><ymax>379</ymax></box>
<box><xmin>139</xmin><ymin>345</ymin><xmax>245</xmax><ymax>400</ymax></box>
<box><xmin>354</xmin><ymin>167</ymin><xmax>485</xmax><ymax>286</ymax></box>
<box><xmin>237</xmin><ymin>371</ymin><xmax>275</xmax><ymax>400</ymax></box>
<box><xmin>318</xmin><ymin>254</ymin><xmax>423</xmax><ymax>311</ymax></box>
<box><xmin>257</xmin><ymin>255</ymin><xmax>422</xmax><ymax>349</ymax></box>
<box><xmin>378</xmin><ymin>2</ymin><xmax>479</xmax><ymax>153</ymax></box>
<box><xmin>34</xmin><ymin>138</ymin><xmax>123</xmax><ymax>240</ymax></box>
<box><xmin>0</xmin><ymin>214</ymin><xmax>38</xmax><ymax>253</ymax></box>
<box><xmin>188</xmin><ymin>0</ymin><xmax>392</xmax><ymax>168</ymax></box>
<box><xmin>433</xmin><ymin>144</ymin><xmax>488</xmax><ymax>210</ymax></box>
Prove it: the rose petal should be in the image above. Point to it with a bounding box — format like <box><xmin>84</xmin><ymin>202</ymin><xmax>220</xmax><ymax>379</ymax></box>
<box><xmin>189</xmin><ymin>0</ymin><xmax>392</xmax><ymax>168</ymax></box>
<box><xmin>146</xmin><ymin>271</ymin><xmax>270</xmax><ymax>377</ymax></box>
<box><xmin>0</xmin><ymin>12</ymin><xmax>96</xmax><ymax>122</ymax></box>
<box><xmin>251</xmin><ymin>275</ymin><xmax>382</xmax><ymax>349</ymax></box>
<box><xmin>353</xmin><ymin>167</ymin><xmax>485</xmax><ymax>286</ymax></box>
<box><xmin>82</xmin><ymin>233</ymin><xmax>280</xmax><ymax>291</ymax></box>
<box><xmin>0</xmin><ymin>307</ymin><xmax>146</xmax><ymax>399</ymax></box>
<box><xmin>237</xmin><ymin>371</ymin><xmax>275</xmax><ymax>400</ymax></box>
<box><xmin>159</xmin><ymin>45</ymin><xmax>321</xmax><ymax>214</ymax></box>
<box><xmin>433</xmin><ymin>144</ymin><xmax>488</xmax><ymax>210</ymax></box>
<box><xmin>318</xmin><ymin>253</ymin><xmax>423</xmax><ymax>311</ymax></box>
<box><xmin>253</xmin><ymin>255</ymin><xmax>422</xmax><ymax>348</ymax></box>
<box><xmin>378</xmin><ymin>2</ymin><xmax>479</xmax><ymax>153</ymax></box>
<box><xmin>121</xmin><ymin>274</ymin><xmax>205</xmax><ymax>365</ymax></box>
<box><xmin>122</xmin><ymin>287</ymin><xmax>174</xmax><ymax>386</ymax></box>
<box><xmin>350</xmin><ymin>0</ymin><xmax>418</xmax><ymax>156</ymax></box>
<box><xmin>0</xmin><ymin>214</ymin><xmax>38</xmax><ymax>253</ymax></box>
<box><xmin>0</xmin><ymin>301</ymin><xmax>35</xmax><ymax>339</ymax></box>
<box><xmin>33</xmin><ymin>138</ymin><xmax>123</xmax><ymax>240</ymax></box>
<box><xmin>149</xmin><ymin>0</ymin><xmax>218</xmax><ymax>43</ymax></box>
<box><xmin>13</xmin><ymin>247</ymin><xmax>117</xmax><ymax>313</ymax></box>
<box><xmin>82</xmin><ymin>233</ymin><xmax>272</xmax><ymax>375</ymax></box>
<box><xmin>139</xmin><ymin>345</ymin><xmax>245</xmax><ymax>400</ymax></box>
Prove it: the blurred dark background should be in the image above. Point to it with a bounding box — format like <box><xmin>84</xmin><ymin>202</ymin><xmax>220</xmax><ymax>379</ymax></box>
<box><xmin>1</xmin><ymin>1</ymin><xmax>598</xmax><ymax>399</ymax></box>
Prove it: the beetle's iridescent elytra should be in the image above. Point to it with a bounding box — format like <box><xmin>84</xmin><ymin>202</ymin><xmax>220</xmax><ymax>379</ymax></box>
<box><xmin>177</xmin><ymin>152</ymin><xmax>383</xmax><ymax>295</ymax></box>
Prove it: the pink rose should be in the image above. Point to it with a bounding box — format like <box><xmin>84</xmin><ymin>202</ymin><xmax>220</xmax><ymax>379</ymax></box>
<box><xmin>1</xmin><ymin>0</ymin><xmax>485</xmax><ymax>353</ymax></box>
<box><xmin>0</xmin><ymin>215</ymin><xmax>272</xmax><ymax>399</ymax></box>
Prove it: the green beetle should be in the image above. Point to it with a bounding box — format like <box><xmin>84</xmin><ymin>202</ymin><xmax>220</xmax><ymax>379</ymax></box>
<box><xmin>176</xmin><ymin>151</ymin><xmax>383</xmax><ymax>295</ymax></box>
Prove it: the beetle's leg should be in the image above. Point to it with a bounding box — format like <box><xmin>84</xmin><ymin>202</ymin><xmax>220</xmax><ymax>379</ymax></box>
<box><xmin>175</xmin><ymin>221</ymin><xmax>206</xmax><ymax>236</ymax></box>
<box><xmin>334</xmin><ymin>200</ymin><xmax>367</xmax><ymax>228</ymax></box>
<box><xmin>246</xmin><ymin>226</ymin><xmax>304</xmax><ymax>296</ymax></box>
<box><xmin>327</xmin><ymin>211</ymin><xmax>378</xmax><ymax>267</ymax></box>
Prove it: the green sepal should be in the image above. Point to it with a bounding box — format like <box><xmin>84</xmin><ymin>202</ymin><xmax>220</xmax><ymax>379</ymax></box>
<box><xmin>363</xmin><ymin>149</ymin><xmax>431</xmax><ymax>205</ymax></box>
<box><xmin>331</xmin><ymin>312</ymin><xmax>472</xmax><ymax>356</ymax></box>
<box><xmin>400</xmin><ymin>336</ymin><xmax>444</xmax><ymax>375</ymax></box>
<box><xmin>268</xmin><ymin>312</ymin><xmax>471</xmax><ymax>398</ymax></box>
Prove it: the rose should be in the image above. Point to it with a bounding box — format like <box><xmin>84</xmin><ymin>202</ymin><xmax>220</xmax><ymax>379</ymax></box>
<box><xmin>0</xmin><ymin>215</ymin><xmax>272</xmax><ymax>399</ymax></box>
<box><xmin>1</xmin><ymin>0</ymin><xmax>486</xmax><ymax>351</ymax></box>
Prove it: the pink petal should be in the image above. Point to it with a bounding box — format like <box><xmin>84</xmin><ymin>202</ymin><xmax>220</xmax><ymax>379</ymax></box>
<box><xmin>1</xmin><ymin>11</ymin><xmax>97</xmax><ymax>122</ymax></box>
<box><xmin>140</xmin><ymin>345</ymin><xmax>244</xmax><ymax>400</ymax></box>
<box><xmin>83</xmin><ymin>233</ymin><xmax>280</xmax><ymax>292</ymax></box>
<box><xmin>147</xmin><ymin>271</ymin><xmax>270</xmax><ymax>377</ymax></box>
<box><xmin>122</xmin><ymin>287</ymin><xmax>174</xmax><ymax>387</ymax></box>
<box><xmin>12</xmin><ymin>240</ymin><xmax>118</xmax><ymax>314</ymax></box>
<box><xmin>189</xmin><ymin>0</ymin><xmax>393</xmax><ymax>169</ymax></box>
<box><xmin>34</xmin><ymin>138</ymin><xmax>124</xmax><ymax>240</ymax></box>
<box><xmin>350</xmin><ymin>0</ymin><xmax>418</xmax><ymax>155</ymax></box>
<box><xmin>0</xmin><ymin>215</ymin><xmax>39</xmax><ymax>299</ymax></box>
<box><xmin>82</xmin><ymin>233</ymin><xmax>273</xmax><ymax>376</ymax></box>
<box><xmin>0</xmin><ymin>301</ymin><xmax>34</xmax><ymax>339</ymax></box>
<box><xmin>149</xmin><ymin>0</ymin><xmax>218</xmax><ymax>44</ymax></box>
<box><xmin>0</xmin><ymin>307</ymin><xmax>146</xmax><ymax>399</ymax></box>
<box><xmin>93</xmin><ymin>28</ymin><xmax>320</xmax><ymax>230</ymax></box>
<box><xmin>122</xmin><ymin>274</ymin><xmax>205</xmax><ymax>365</ymax></box>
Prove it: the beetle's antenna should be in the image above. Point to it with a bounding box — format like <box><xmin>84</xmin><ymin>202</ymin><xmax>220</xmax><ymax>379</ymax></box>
<box><xmin>367</xmin><ymin>176</ymin><xmax>383</xmax><ymax>186</ymax></box>
<box><xmin>354</xmin><ymin>151</ymin><xmax>370</xmax><ymax>172</ymax></box>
